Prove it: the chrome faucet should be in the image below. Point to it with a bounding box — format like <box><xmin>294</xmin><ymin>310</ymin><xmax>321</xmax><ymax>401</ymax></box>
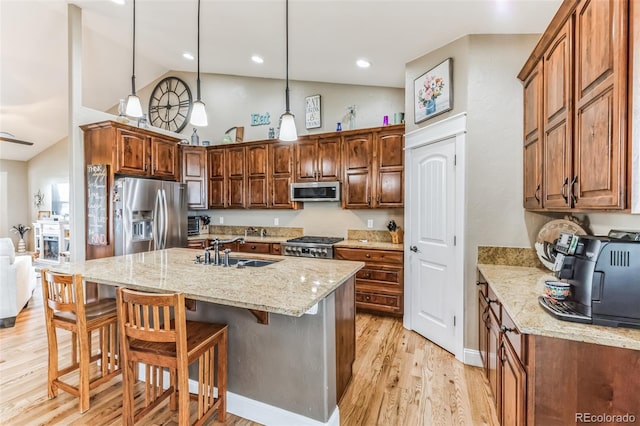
<box><xmin>208</xmin><ymin>237</ymin><xmax>245</xmax><ymax>265</ymax></box>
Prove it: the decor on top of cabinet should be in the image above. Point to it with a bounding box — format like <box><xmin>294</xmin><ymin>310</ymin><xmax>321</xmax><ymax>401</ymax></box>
<box><xmin>345</xmin><ymin>105</ymin><xmax>356</xmax><ymax>129</ymax></box>
<box><xmin>414</xmin><ymin>58</ymin><xmax>453</xmax><ymax>123</ymax></box>
<box><xmin>534</xmin><ymin>216</ymin><xmax>588</xmax><ymax>271</ymax></box>
<box><xmin>148</xmin><ymin>76</ymin><xmax>193</xmax><ymax>132</ymax></box>
<box><xmin>305</xmin><ymin>95</ymin><xmax>321</xmax><ymax>129</ymax></box>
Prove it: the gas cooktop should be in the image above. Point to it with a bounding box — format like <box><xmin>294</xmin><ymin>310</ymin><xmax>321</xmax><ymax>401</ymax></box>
<box><xmin>285</xmin><ymin>236</ymin><xmax>344</xmax><ymax>245</ymax></box>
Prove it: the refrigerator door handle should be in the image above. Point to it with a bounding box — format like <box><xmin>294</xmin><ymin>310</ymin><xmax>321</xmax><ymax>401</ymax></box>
<box><xmin>153</xmin><ymin>189</ymin><xmax>161</xmax><ymax>250</ymax></box>
<box><xmin>162</xmin><ymin>189</ymin><xmax>169</xmax><ymax>249</ymax></box>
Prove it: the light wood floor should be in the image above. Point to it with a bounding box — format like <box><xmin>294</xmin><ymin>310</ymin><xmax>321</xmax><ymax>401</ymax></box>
<box><xmin>0</xmin><ymin>287</ymin><xmax>497</xmax><ymax>425</ymax></box>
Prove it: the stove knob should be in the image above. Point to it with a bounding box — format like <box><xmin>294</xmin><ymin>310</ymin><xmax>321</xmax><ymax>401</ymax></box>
<box><xmin>321</xmin><ymin>249</ymin><xmax>328</xmax><ymax>257</ymax></box>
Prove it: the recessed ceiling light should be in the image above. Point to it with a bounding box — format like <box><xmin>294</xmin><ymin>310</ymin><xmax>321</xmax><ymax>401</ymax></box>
<box><xmin>356</xmin><ymin>59</ymin><xmax>371</xmax><ymax>68</ymax></box>
<box><xmin>110</xmin><ymin>0</ymin><xmax>126</xmax><ymax>5</ymax></box>
<box><xmin>183</xmin><ymin>52</ymin><xmax>194</xmax><ymax>60</ymax></box>
<box><xmin>251</xmin><ymin>55</ymin><xmax>264</xmax><ymax>64</ymax></box>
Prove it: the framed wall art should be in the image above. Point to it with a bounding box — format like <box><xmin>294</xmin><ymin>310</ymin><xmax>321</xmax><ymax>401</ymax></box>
<box><xmin>305</xmin><ymin>94</ymin><xmax>322</xmax><ymax>129</ymax></box>
<box><xmin>414</xmin><ymin>58</ymin><xmax>453</xmax><ymax>123</ymax></box>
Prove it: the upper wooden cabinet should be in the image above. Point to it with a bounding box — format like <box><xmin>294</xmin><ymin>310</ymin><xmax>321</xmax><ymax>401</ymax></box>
<box><xmin>343</xmin><ymin>127</ymin><xmax>404</xmax><ymax>209</ymax></box>
<box><xmin>294</xmin><ymin>135</ymin><xmax>341</xmax><ymax>182</ymax></box>
<box><xmin>522</xmin><ymin>61</ymin><xmax>544</xmax><ymax>209</ymax></box>
<box><xmin>206</xmin><ymin>140</ymin><xmax>300</xmax><ymax>210</ymax></box>
<box><xmin>519</xmin><ymin>0</ymin><xmax>631</xmax><ymax>211</ymax></box>
<box><xmin>181</xmin><ymin>146</ymin><xmax>207</xmax><ymax>210</ymax></box>
<box><xmin>114</xmin><ymin>127</ymin><xmax>179</xmax><ymax>181</ymax></box>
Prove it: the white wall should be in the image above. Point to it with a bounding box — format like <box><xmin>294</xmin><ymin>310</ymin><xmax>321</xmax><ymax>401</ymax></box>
<box><xmin>134</xmin><ymin>71</ymin><xmax>405</xmax><ymax>145</ymax></box>
<box><xmin>0</xmin><ymin>160</ymin><xmax>29</xmax><ymax>246</ymax></box>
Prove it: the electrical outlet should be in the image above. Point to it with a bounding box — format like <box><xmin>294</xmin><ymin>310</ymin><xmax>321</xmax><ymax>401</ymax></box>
<box><xmin>274</xmin><ymin>217</ymin><xmax>279</xmax><ymax>226</ymax></box>
<box><xmin>219</xmin><ymin>216</ymin><xmax>224</xmax><ymax>224</ymax></box>
<box><xmin>367</xmin><ymin>219</ymin><xmax>374</xmax><ymax>229</ymax></box>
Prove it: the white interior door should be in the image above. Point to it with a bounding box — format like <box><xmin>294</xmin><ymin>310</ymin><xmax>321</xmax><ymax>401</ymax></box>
<box><xmin>408</xmin><ymin>136</ymin><xmax>457</xmax><ymax>354</ymax></box>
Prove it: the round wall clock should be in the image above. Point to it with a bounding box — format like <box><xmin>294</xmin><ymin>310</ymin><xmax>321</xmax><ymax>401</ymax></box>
<box><xmin>148</xmin><ymin>76</ymin><xmax>193</xmax><ymax>133</ymax></box>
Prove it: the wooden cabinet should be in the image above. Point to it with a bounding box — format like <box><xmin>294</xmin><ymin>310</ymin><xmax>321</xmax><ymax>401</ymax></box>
<box><xmin>269</xmin><ymin>142</ymin><xmax>297</xmax><ymax>208</ymax></box>
<box><xmin>246</xmin><ymin>144</ymin><xmax>269</xmax><ymax>208</ymax></box>
<box><xmin>237</xmin><ymin>241</ymin><xmax>271</xmax><ymax>254</ymax></box>
<box><xmin>342</xmin><ymin>126</ymin><xmax>404</xmax><ymax>209</ymax></box>
<box><xmin>115</xmin><ymin>128</ymin><xmax>179</xmax><ymax>181</ymax></box>
<box><xmin>501</xmin><ymin>323</ymin><xmax>527</xmax><ymax>426</ymax></box>
<box><xmin>334</xmin><ymin>247</ymin><xmax>403</xmax><ymax>316</ymax></box>
<box><xmin>519</xmin><ymin>0</ymin><xmax>630</xmax><ymax>211</ymax></box>
<box><xmin>207</xmin><ymin>141</ymin><xmax>299</xmax><ymax>210</ymax></box>
<box><xmin>270</xmin><ymin>243</ymin><xmax>282</xmax><ymax>255</ymax></box>
<box><xmin>522</xmin><ymin>60</ymin><xmax>544</xmax><ymax>209</ymax></box>
<box><xmin>182</xmin><ymin>146</ymin><xmax>207</xmax><ymax>210</ymax></box>
<box><xmin>294</xmin><ymin>135</ymin><xmax>341</xmax><ymax>182</ymax></box>
<box><xmin>187</xmin><ymin>239</ymin><xmax>207</xmax><ymax>249</ymax></box>
<box><xmin>208</xmin><ymin>147</ymin><xmax>225</xmax><ymax>208</ymax></box>
<box><xmin>227</xmin><ymin>146</ymin><xmax>246</xmax><ymax>208</ymax></box>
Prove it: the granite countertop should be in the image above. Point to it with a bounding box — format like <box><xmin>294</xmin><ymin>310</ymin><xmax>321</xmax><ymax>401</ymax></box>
<box><xmin>334</xmin><ymin>240</ymin><xmax>404</xmax><ymax>251</ymax></box>
<box><xmin>478</xmin><ymin>264</ymin><xmax>640</xmax><ymax>351</ymax></box>
<box><xmin>50</xmin><ymin>248</ymin><xmax>363</xmax><ymax>317</ymax></box>
<box><xmin>188</xmin><ymin>234</ymin><xmax>290</xmax><ymax>244</ymax></box>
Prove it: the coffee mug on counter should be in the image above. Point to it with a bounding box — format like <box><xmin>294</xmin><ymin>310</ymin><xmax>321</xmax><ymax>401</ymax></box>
<box><xmin>394</xmin><ymin>112</ymin><xmax>405</xmax><ymax>124</ymax></box>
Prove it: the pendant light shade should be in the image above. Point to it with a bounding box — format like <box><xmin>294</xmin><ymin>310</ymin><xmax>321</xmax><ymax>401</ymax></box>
<box><xmin>279</xmin><ymin>0</ymin><xmax>297</xmax><ymax>142</ymax></box>
<box><xmin>125</xmin><ymin>0</ymin><xmax>143</xmax><ymax>118</ymax></box>
<box><xmin>190</xmin><ymin>0</ymin><xmax>208</xmax><ymax>126</ymax></box>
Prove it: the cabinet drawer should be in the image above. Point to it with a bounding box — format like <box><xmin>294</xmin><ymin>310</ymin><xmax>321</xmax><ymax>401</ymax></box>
<box><xmin>502</xmin><ymin>309</ymin><xmax>525</xmax><ymax>363</ymax></box>
<box><xmin>356</xmin><ymin>267</ymin><xmax>402</xmax><ymax>286</ymax></box>
<box><xmin>238</xmin><ymin>242</ymin><xmax>271</xmax><ymax>254</ymax></box>
<box><xmin>187</xmin><ymin>239</ymin><xmax>206</xmax><ymax>249</ymax></box>
<box><xmin>334</xmin><ymin>247</ymin><xmax>403</xmax><ymax>264</ymax></box>
<box><xmin>211</xmin><ymin>241</ymin><xmax>238</xmax><ymax>252</ymax></box>
<box><xmin>270</xmin><ymin>243</ymin><xmax>282</xmax><ymax>255</ymax></box>
<box><xmin>355</xmin><ymin>291</ymin><xmax>402</xmax><ymax>314</ymax></box>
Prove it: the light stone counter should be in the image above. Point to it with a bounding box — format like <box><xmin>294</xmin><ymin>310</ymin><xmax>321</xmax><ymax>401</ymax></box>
<box><xmin>187</xmin><ymin>234</ymin><xmax>292</xmax><ymax>244</ymax></box>
<box><xmin>334</xmin><ymin>240</ymin><xmax>404</xmax><ymax>251</ymax></box>
<box><xmin>51</xmin><ymin>248</ymin><xmax>363</xmax><ymax>317</ymax></box>
<box><xmin>478</xmin><ymin>264</ymin><xmax>640</xmax><ymax>350</ymax></box>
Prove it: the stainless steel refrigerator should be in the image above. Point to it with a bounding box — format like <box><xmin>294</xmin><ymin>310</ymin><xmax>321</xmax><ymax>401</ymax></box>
<box><xmin>113</xmin><ymin>177</ymin><xmax>187</xmax><ymax>255</ymax></box>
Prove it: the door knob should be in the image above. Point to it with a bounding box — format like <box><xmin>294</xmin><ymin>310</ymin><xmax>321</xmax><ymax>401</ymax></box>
<box><xmin>409</xmin><ymin>245</ymin><xmax>418</xmax><ymax>252</ymax></box>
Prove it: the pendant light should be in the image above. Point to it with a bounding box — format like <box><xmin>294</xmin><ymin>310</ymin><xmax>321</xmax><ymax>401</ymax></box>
<box><xmin>125</xmin><ymin>0</ymin><xmax>143</xmax><ymax>117</ymax></box>
<box><xmin>190</xmin><ymin>0</ymin><xmax>208</xmax><ymax>126</ymax></box>
<box><xmin>279</xmin><ymin>0</ymin><xmax>297</xmax><ymax>142</ymax></box>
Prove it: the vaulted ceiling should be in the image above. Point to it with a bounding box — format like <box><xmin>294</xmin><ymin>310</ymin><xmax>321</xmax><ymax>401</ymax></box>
<box><xmin>0</xmin><ymin>0</ymin><xmax>561</xmax><ymax>161</ymax></box>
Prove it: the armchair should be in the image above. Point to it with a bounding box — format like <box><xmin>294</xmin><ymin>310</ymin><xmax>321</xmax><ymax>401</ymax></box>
<box><xmin>0</xmin><ymin>238</ymin><xmax>37</xmax><ymax>328</ymax></box>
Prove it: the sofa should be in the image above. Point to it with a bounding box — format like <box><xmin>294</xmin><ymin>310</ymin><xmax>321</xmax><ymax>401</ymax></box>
<box><xmin>0</xmin><ymin>238</ymin><xmax>37</xmax><ymax>328</ymax></box>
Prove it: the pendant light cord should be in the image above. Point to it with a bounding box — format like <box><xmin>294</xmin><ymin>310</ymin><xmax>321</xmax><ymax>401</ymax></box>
<box><xmin>196</xmin><ymin>0</ymin><xmax>202</xmax><ymax>101</ymax></box>
<box><xmin>131</xmin><ymin>0</ymin><xmax>136</xmax><ymax>95</ymax></box>
<box><xmin>285</xmin><ymin>0</ymin><xmax>290</xmax><ymax>113</ymax></box>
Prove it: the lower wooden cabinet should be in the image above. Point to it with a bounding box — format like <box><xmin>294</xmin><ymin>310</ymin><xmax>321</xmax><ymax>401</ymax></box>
<box><xmin>477</xmin><ymin>271</ymin><xmax>640</xmax><ymax>425</ymax></box>
<box><xmin>187</xmin><ymin>239</ymin><xmax>207</xmax><ymax>249</ymax></box>
<box><xmin>237</xmin><ymin>241</ymin><xmax>271</xmax><ymax>254</ymax></box>
<box><xmin>334</xmin><ymin>247</ymin><xmax>404</xmax><ymax>316</ymax></box>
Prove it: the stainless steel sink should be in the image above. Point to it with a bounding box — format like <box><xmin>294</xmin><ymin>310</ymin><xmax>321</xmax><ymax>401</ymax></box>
<box><xmin>228</xmin><ymin>258</ymin><xmax>276</xmax><ymax>267</ymax></box>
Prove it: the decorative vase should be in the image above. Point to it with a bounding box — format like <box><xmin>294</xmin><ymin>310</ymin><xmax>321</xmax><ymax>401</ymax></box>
<box><xmin>426</xmin><ymin>99</ymin><xmax>436</xmax><ymax>115</ymax></box>
<box><xmin>17</xmin><ymin>238</ymin><xmax>26</xmax><ymax>253</ymax></box>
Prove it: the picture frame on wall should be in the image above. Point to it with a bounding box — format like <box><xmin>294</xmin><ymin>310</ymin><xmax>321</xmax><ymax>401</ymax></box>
<box><xmin>37</xmin><ymin>211</ymin><xmax>51</xmax><ymax>220</ymax></box>
<box><xmin>305</xmin><ymin>94</ymin><xmax>322</xmax><ymax>129</ymax></box>
<box><xmin>413</xmin><ymin>58</ymin><xmax>453</xmax><ymax>123</ymax></box>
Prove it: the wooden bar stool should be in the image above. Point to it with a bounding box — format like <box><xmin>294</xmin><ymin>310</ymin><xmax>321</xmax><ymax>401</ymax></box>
<box><xmin>41</xmin><ymin>269</ymin><xmax>120</xmax><ymax>413</ymax></box>
<box><xmin>116</xmin><ymin>287</ymin><xmax>227</xmax><ymax>425</ymax></box>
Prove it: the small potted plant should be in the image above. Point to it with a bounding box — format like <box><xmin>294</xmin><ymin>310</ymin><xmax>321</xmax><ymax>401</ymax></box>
<box><xmin>10</xmin><ymin>224</ymin><xmax>30</xmax><ymax>253</ymax></box>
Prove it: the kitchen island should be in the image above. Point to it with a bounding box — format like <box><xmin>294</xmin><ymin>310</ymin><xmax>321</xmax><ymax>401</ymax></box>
<box><xmin>50</xmin><ymin>248</ymin><xmax>364</xmax><ymax>426</ymax></box>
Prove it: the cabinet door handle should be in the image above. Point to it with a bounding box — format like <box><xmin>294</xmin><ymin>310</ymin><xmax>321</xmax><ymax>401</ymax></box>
<box><xmin>570</xmin><ymin>175</ymin><xmax>578</xmax><ymax>206</ymax></box>
<box><xmin>376</xmin><ymin>194</ymin><xmax>381</xmax><ymax>204</ymax></box>
<box><xmin>485</xmin><ymin>296</ymin><xmax>497</xmax><ymax>305</ymax></box>
<box><xmin>475</xmin><ymin>281</ymin><xmax>486</xmax><ymax>286</ymax></box>
<box><xmin>365</xmin><ymin>253</ymin><xmax>371</xmax><ymax>258</ymax></box>
<box><xmin>561</xmin><ymin>177</ymin><xmax>569</xmax><ymax>203</ymax></box>
<box><xmin>364</xmin><ymin>273</ymin><xmax>371</xmax><ymax>278</ymax></box>
<box><xmin>367</xmin><ymin>196</ymin><xmax>371</xmax><ymax>206</ymax></box>
<box><xmin>534</xmin><ymin>184</ymin><xmax>541</xmax><ymax>203</ymax></box>
<box><xmin>500</xmin><ymin>325</ymin><xmax>515</xmax><ymax>334</ymax></box>
<box><xmin>145</xmin><ymin>164</ymin><xmax>148</xmax><ymax>172</ymax></box>
<box><xmin>251</xmin><ymin>245</ymin><xmax>256</xmax><ymax>250</ymax></box>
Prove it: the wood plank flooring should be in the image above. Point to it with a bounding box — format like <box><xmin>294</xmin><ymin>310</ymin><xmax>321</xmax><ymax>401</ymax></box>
<box><xmin>0</xmin><ymin>286</ymin><xmax>497</xmax><ymax>425</ymax></box>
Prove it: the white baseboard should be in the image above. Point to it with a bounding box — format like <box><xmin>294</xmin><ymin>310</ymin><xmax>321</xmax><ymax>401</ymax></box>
<box><xmin>463</xmin><ymin>348</ymin><xmax>483</xmax><ymax>367</ymax></box>
<box><xmin>137</xmin><ymin>364</ymin><xmax>340</xmax><ymax>426</ymax></box>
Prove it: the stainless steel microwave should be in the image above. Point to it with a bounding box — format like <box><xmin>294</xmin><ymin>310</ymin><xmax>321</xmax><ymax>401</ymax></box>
<box><xmin>290</xmin><ymin>181</ymin><xmax>341</xmax><ymax>202</ymax></box>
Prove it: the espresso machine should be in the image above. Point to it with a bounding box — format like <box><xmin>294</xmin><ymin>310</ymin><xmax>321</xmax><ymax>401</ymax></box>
<box><xmin>538</xmin><ymin>231</ymin><xmax>640</xmax><ymax>329</ymax></box>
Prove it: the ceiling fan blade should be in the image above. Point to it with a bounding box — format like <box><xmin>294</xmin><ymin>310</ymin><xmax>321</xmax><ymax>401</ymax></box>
<box><xmin>0</xmin><ymin>136</ymin><xmax>34</xmax><ymax>146</ymax></box>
